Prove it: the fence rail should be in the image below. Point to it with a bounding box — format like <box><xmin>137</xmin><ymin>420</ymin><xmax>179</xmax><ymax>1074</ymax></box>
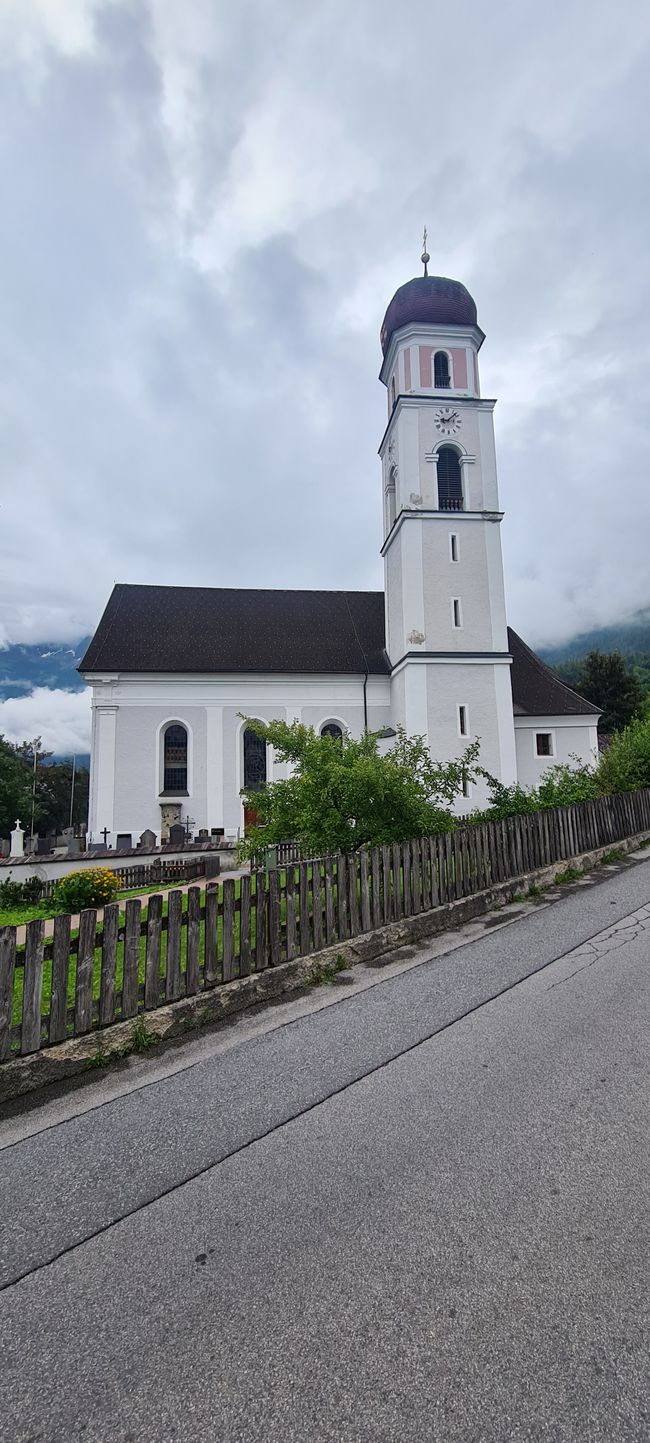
<box><xmin>6</xmin><ymin>856</ymin><xmax>218</xmax><ymax>902</ymax></box>
<box><xmin>2</xmin><ymin>790</ymin><xmax>649</xmax><ymax>1064</ymax></box>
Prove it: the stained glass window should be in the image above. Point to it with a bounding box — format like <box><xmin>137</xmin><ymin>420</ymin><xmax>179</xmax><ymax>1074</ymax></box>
<box><xmin>163</xmin><ymin>723</ymin><xmax>188</xmax><ymax>792</ymax></box>
<box><xmin>243</xmin><ymin>728</ymin><xmax>267</xmax><ymax>792</ymax></box>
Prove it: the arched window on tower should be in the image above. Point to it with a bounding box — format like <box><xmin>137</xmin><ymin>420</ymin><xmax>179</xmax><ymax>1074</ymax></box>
<box><xmin>243</xmin><ymin>727</ymin><xmax>267</xmax><ymax>792</ymax></box>
<box><xmin>437</xmin><ymin>447</ymin><xmax>463</xmax><ymax>511</ymax></box>
<box><xmin>163</xmin><ymin>723</ymin><xmax>188</xmax><ymax>793</ymax></box>
<box><xmin>320</xmin><ymin>722</ymin><xmax>343</xmax><ymax>742</ymax></box>
<box><xmin>434</xmin><ymin>351</ymin><xmax>451</xmax><ymax>388</ymax></box>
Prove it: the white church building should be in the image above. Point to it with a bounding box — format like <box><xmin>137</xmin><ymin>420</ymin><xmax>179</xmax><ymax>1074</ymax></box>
<box><xmin>81</xmin><ymin>262</ymin><xmax>599</xmax><ymax>847</ymax></box>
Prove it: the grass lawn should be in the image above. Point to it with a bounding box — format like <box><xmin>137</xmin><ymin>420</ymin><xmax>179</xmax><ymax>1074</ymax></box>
<box><xmin>0</xmin><ymin>877</ymin><xmax>215</xmax><ymax>929</ymax></box>
<box><xmin>9</xmin><ymin>875</ymin><xmax>251</xmax><ymax>1033</ymax></box>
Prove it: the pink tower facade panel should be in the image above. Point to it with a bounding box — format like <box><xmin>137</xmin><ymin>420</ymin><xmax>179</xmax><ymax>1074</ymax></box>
<box><xmin>450</xmin><ymin>348</ymin><xmax>467</xmax><ymax>388</ymax></box>
<box><xmin>419</xmin><ymin>346</ymin><xmax>432</xmax><ymax>387</ymax></box>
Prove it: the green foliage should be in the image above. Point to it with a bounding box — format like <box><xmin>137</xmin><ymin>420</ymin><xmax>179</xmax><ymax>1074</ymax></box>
<box><xmin>238</xmin><ymin>719</ymin><xmax>480</xmax><ymax>858</ymax></box>
<box><xmin>597</xmin><ymin>714</ymin><xmax>650</xmax><ymax>794</ymax></box>
<box><xmin>0</xmin><ymin>733</ymin><xmax>89</xmax><ymax>837</ymax></box>
<box><xmin>535</xmin><ymin>761</ymin><xmax>600</xmax><ymax>806</ymax></box>
<box><xmin>469</xmin><ymin>759</ymin><xmax>599</xmax><ymax>823</ymax></box>
<box><xmin>0</xmin><ymin>875</ymin><xmax>47</xmax><ymax>907</ymax></box>
<box><xmin>558</xmin><ymin>650</ymin><xmax>646</xmax><ymax>734</ymax></box>
<box><xmin>54</xmin><ymin>867</ymin><xmax>120</xmax><ymax>912</ymax></box>
<box><xmin>554</xmin><ymin>865</ymin><xmax>582</xmax><ymax>884</ymax></box>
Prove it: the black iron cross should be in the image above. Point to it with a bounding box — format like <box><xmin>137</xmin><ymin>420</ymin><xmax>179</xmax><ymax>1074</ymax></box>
<box><xmin>100</xmin><ymin>827</ymin><xmax>110</xmax><ymax>847</ymax></box>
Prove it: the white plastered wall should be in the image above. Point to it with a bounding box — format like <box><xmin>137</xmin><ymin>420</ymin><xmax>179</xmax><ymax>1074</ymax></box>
<box><xmin>86</xmin><ymin>673</ymin><xmax>392</xmax><ymax>845</ymax></box>
<box><xmin>514</xmin><ymin>716</ymin><xmax>599</xmax><ymax>791</ymax></box>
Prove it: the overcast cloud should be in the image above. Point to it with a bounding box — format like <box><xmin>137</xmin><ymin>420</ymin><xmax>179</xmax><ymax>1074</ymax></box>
<box><xmin>2</xmin><ymin>0</ymin><xmax>650</xmax><ymax>752</ymax></box>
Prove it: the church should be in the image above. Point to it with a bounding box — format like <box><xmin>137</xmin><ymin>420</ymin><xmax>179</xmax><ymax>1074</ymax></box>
<box><xmin>80</xmin><ymin>256</ymin><xmax>600</xmax><ymax>847</ymax></box>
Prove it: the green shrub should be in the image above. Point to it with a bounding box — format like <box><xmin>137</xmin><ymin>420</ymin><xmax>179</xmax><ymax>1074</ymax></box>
<box><xmin>0</xmin><ymin>875</ymin><xmax>47</xmax><ymax>907</ymax></box>
<box><xmin>597</xmin><ymin>715</ymin><xmax>650</xmax><ymax>795</ymax></box>
<box><xmin>469</xmin><ymin>759</ymin><xmax>599</xmax><ymax>824</ymax></box>
<box><xmin>535</xmin><ymin>761</ymin><xmax>599</xmax><ymax>807</ymax></box>
<box><xmin>54</xmin><ymin>867</ymin><xmax>120</xmax><ymax>912</ymax></box>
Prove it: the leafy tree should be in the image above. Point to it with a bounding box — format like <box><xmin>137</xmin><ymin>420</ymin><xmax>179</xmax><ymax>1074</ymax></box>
<box><xmin>238</xmin><ymin>718</ymin><xmax>481</xmax><ymax>857</ymax></box>
<box><xmin>559</xmin><ymin>650</ymin><xmax>645</xmax><ymax>733</ymax></box>
<box><xmin>0</xmin><ymin>735</ymin><xmax>89</xmax><ymax>838</ymax></box>
<box><xmin>0</xmin><ymin>735</ymin><xmax>33</xmax><ymax>836</ymax></box>
<box><xmin>597</xmin><ymin>715</ymin><xmax>650</xmax><ymax>795</ymax></box>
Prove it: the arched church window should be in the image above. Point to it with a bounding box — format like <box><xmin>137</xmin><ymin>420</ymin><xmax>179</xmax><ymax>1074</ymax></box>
<box><xmin>243</xmin><ymin>727</ymin><xmax>267</xmax><ymax>792</ymax></box>
<box><xmin>321</xmin><ymin>722</ymin><xmax>343</xmax><ymax>741</ymax></box>
<box><xmin>163</xmin><ymin>723</ymin><xmax>188</xmax><ymax>793</ymax></box>
<box><xmin>434</xmin><ymin>351</ymin><xmax>451</xmax><ymax>388</ymax></box>
<box><xmin>437</xmin><ymin>446</ymin><xmax>463</xmax><ymax>511</ymax></box>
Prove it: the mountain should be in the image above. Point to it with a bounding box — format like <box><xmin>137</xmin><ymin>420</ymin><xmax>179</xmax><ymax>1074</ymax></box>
<box><xmin>0</xmin><ymin>639</ymin><xmax>91</xmax><ymax>700</ymax></box>
<box><xmin>539</xmin><ymin>614</ymin><xmax>650</xmax><ymax>686</ymax></box>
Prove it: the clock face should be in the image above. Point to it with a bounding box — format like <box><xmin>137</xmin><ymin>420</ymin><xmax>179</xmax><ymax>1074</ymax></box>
<box><xmin>434</xmin><ymin>407</ymin><xmax>462</xmax><ymax>437</ymax></box>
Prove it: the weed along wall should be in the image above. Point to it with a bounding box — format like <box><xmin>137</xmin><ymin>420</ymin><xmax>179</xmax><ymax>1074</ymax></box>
<box><xmin>1</xmin><ymin>789</ymin><xmax>650</xmax><ymax>1096</ymax></box>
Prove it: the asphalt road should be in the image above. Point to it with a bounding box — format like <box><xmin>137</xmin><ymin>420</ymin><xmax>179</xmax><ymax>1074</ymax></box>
<box><xmin>1</xmin><ymin>859</ymin><xmax>649</xmax><ymax>1442</ymax></box>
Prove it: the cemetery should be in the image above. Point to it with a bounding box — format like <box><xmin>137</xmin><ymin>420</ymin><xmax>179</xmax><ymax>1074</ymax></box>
<box><xmin>0</xmin><ymin>816</ymin><xmax>238</xmax><ymax>893</ymax></box>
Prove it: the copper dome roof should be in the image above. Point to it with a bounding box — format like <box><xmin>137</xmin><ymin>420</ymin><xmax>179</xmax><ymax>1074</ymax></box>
<box><xmin>380</xmin><ymin>275</ymin><xmax>478</xmax><ymax>355</ymax></box>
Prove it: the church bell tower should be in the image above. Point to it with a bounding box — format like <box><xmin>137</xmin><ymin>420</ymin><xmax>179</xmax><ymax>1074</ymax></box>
<box><xmin>380</xmin><ymin>239</ymin><xmax>517</xmax><ymax>806</ymax></box>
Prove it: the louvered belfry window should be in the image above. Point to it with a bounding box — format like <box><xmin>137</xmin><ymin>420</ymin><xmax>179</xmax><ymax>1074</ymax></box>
<box><xmin>434</xmin><ymin>351</ymin><xmax>451</xmax><ymax>387</ymax></box>
<box><xmin>243</xmin><ymin>728</ymin><xmax>267</xmax><ymax>792</ymax></box>
<box><xmin>163</xmin><ymin>723</ymin><xmax>188</xmax><ymax>792</ymax></box>
<box><xmin>437</xmin><ymin>446</ymin><xmax>463</xmax><ymax>510</ymax></box>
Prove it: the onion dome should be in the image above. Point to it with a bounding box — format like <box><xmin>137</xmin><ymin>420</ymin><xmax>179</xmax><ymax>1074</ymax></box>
<box><xmin>380</xmin><ymin>274</ymin><xmax>479</xmax><ymax>355</ymax></box>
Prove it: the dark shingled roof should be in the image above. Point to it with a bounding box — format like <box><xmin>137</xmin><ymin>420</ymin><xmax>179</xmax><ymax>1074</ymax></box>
<box><xmin>507</xmin><ymin>627</ymin><xmax>600</xmax><ymax>717</ymax></box>
<box><xmin>79</xmin><ymin>585</ymin><xmax>392</xmax><ymax>677</ymax></box>
<box><xmin>79</xmin><ymin>584</ymin><xmax>599</xmax><ymax>716</ymax></box>
<box><xmin>381</xmin><ymin>275</ymin><xmax>479</xmax><ymax>355</ymax></box>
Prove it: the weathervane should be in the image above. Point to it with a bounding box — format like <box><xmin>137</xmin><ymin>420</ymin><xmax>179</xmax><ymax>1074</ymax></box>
<box><xmin>421</xmin><ymin>226</ymin><xmax>430</xmax><ymax>277</ymax></box>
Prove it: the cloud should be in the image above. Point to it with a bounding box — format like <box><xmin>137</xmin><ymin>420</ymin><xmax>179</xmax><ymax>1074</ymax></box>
<box><xmin>1</xmin><ymin>0</ymin><xmax>650</xmax><ymax>658</ymax></box>
<box><xmin>0</xmin><ymin>688</ymin><xmax>91</xmax><ymax>754</ymax></box>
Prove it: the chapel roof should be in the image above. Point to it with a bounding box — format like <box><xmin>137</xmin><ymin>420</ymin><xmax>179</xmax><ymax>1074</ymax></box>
<box><xmin>507</xmin><ymin>628</ymin><xmax>600</xmax><ymax>717</ymax></box>
<box><xmin>79</xmin><ymin>583</ymin><xmax>599</xmax><ymax>717</ymax></box>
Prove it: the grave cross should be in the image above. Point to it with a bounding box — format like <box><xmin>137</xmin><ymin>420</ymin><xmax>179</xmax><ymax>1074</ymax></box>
<box><xmin>100</xmin><ymin>827</ymin><xmax>110</xmax><ymax>847</ymax></box>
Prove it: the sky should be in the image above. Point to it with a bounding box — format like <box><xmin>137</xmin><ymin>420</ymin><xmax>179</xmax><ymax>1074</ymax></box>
<box><xmin>1</xmin><ymin>0</ymin><xmax>650</xmax><ymax>753</ymax></box>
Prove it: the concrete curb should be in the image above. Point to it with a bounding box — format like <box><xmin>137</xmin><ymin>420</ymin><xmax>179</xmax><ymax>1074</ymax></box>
<box><xmin>2</xmin><ymin>829</ymin><xmax>648</xmax><ymax>1103</ymax></box>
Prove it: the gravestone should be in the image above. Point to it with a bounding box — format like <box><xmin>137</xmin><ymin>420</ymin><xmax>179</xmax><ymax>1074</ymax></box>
<box><xmin>138</xmin><ymin>829</ymin><xmax>157</xmax><ymax>850</ymax></box>
<box><xmin>36</xmin><ymin>836</ymin><xmax>52</xmax><ymax>855</ymax></box>
<box><xmin>66</xmin><ymin>835</ymin><xmax>82</xmax><ymax>855</ymax></box>
<box><xmin>169</xmin><ymin>823</ymin><xmax>185</xmax><ymax>848</ymax></box>
<box><xmin>116</xmin><ymin>833</ymin><xmax>132</xmax><ymax>851</ymax></box>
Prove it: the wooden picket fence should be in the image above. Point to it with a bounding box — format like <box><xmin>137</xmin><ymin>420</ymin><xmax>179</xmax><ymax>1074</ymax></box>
<box><xmin>1</xmin><ymin>789</ymin><xmax>650</xmax><ymax>1064</ymax></box>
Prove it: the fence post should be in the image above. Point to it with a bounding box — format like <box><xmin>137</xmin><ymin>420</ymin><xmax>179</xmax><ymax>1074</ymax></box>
<box><xmin>0</xmin><ymin>927</ymin><xmax>16</xmax><ymax>1062</ymax></box>
<box><xmin>144</xmin><ymin>894</ymin><xmax>163</xmax><ymax>1009</ymax></box>
<box><xmin>49</xmin><ymin>912</ymin><xmax>72</xmax><ymax>1044</ymax></box>
<box><xmin>240</xmin><ymin>875</ymin><xmax>252</xmax><ymax>977</ymax></box>
<box><xmin>99</xmin><ymin>902</ymin><xmax>120</xmax><ymax>1025</ymax></box>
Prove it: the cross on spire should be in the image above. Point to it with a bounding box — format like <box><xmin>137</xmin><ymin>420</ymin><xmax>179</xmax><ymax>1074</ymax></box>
<box><xmin>421</xmin><ymin>226</ymin><xmax>430</xmax><ymax>277</ymax></box>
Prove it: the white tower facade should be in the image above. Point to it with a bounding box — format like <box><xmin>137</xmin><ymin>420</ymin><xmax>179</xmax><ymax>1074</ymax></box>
<box><xmin>379</xmin><ymin>268</ymin><xmax>517</xmax><ymax>808</ymax></box>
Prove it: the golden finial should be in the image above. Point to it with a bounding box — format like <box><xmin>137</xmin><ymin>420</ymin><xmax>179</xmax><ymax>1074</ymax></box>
<box><xmin>421</xmin><ymin>226</ymin><xmax>430</xmax><ymax>277</ymax></box>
